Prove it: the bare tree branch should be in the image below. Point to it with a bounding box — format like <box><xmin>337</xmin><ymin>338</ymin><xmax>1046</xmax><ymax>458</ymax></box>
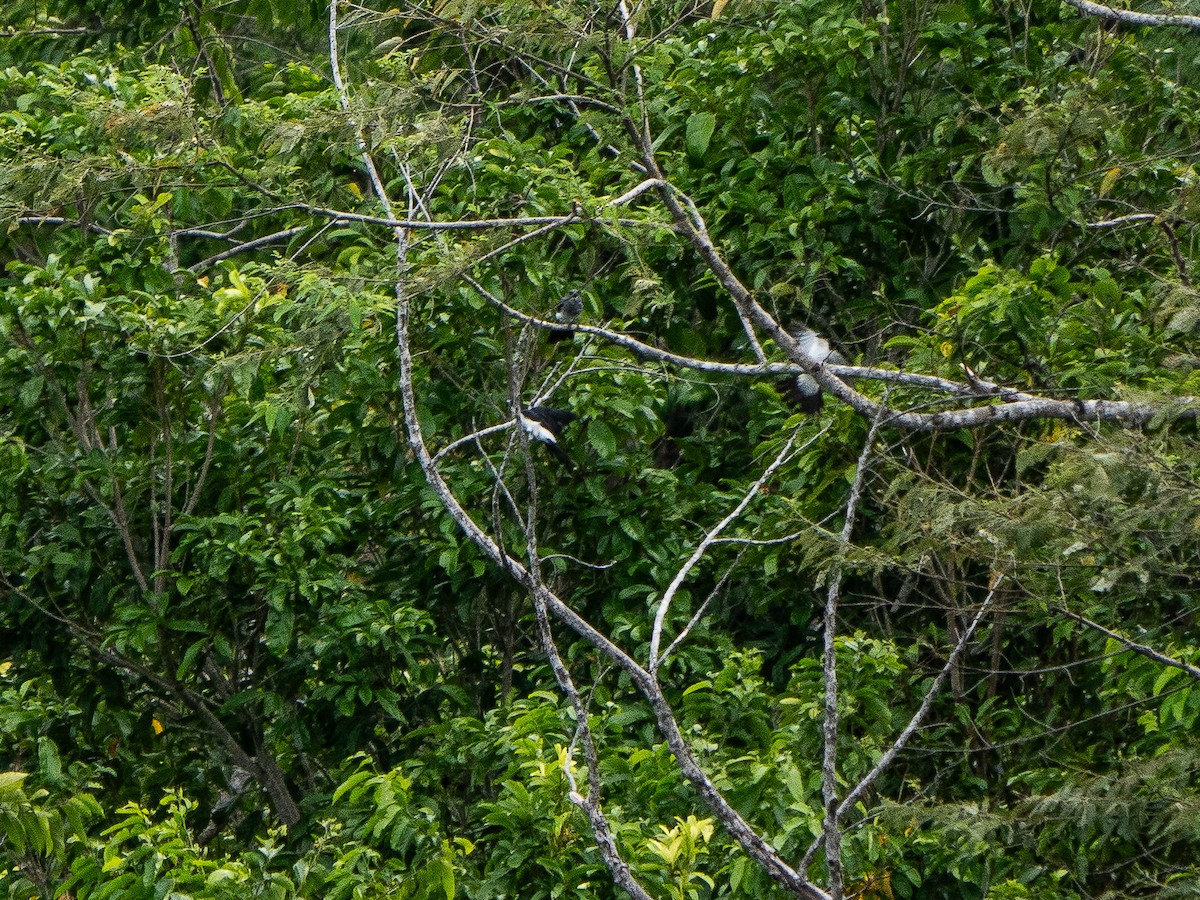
<box><xmin>658</xmin><ymin>551</ymin><xmax>746</xmax><ymax>668</ymax></box>
<box><xmin>432</xmin><ymin>420</ymin><xmax>517</xmax><ymax>464</ymax></box>
<box><xmin>187</xmin><ymin>226</ymin><xmax>309</xmax><ymax>271</ymax></box>
<box><xmin>1062</xmin><ymin>608</ymin><xmax>1200</xmax><ymax>682</ymax></box>
<box><xmin>283</xmin><ymin>195</ymin><xmax>670</xmax><ymax>232</ymax></box>
<box><xmin>330</xmin><ymin>7</ymin><xmax>733</xmax><ymax>893</ymax></box>
<box><xmin>649</xmin><ymin>429</ymin><xmax>806</xmax><ymax>671</ymax></box>
<box><xmin>799</xmin><ymin>573</ymin><xmax>1006</xmax><ymax>872</ymax></box>
<box><xmin>1084</xmin><ymin>212</ymin><xmax>1159</xmax><ymax>228</ymax></box>
<box><xmin>555</xmin><ymin>650</ymin><xmax>656</xmax><ymax>900</ymax></box>
<box><xmin>815</xmin><ymin>409</ymin><xmax>886</xmax><ymax>899</ymax></box>
<box><xmin>1062</xmin><ymin>0</ymin><xmax>1200</xmax><ymax>31</ymax></box>
<box><xmin>15</xmin><ymin>216</ymin><xmax>113</xmax><ymax>235</ymax></box>
<box><xmin>394</xmin><ymin>244</ymin><xmax>830</xmax><ymax>899</ymax></box>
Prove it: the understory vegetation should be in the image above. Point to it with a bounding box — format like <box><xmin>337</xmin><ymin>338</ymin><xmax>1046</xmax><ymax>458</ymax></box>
<box><xmin>1</xmin><ymin>0</ymin><xmax>1200</xmax><ymax>897</ymax></box>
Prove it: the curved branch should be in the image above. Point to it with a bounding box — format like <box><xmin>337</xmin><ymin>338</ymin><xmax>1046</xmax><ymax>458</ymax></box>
<box><xmin>15</xmin><ymin>216</ymin><xmax>113</xmax><ymax>236</ymax></box>
<box><xmin>285</xmin><ymin>179</ymin><xmax>670</xmax><ymax>232</ymax></box>
<box><xmin>527</xmin><ymin>521</ymin><xmax>653</xmax><ymax>899</ymax></box>
<box><xmin>186</xmin><ymin>226</ymin><xmax>309</xmax><ymax>271</ymax></box>
<box><xmin>658</xmin><ymin>551</ymin><xmax>747</xmax><ymax>667</ymax></box>
<box><xmin>800</xmin><ymin>574</ymin><xmax>1005</xmax><ymax>872</ymax></box>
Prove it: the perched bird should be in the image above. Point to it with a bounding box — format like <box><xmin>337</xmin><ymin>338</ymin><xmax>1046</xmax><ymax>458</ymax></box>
<box><xmin>519</xmin><ymin>406</ymin><xmax>577</xmax><ymax>464</ymax></box>
<box><xmin>790</xmin><ymin>325</ymin><xmax>847</xmax><ymax>413</ymax></box>
<box><xmin>548</xmin><ymin>289</ymin><xmax>583</xmax><ymax>343</ymax></box>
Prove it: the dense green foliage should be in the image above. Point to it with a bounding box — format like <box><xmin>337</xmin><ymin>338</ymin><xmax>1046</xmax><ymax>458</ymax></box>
<box><xmin>1</xmin><ymin>0</ymin><xmax>1199</xmax><ymax>898</ymax></box>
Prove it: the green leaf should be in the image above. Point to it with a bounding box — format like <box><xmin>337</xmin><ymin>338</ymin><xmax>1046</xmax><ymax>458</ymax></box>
<box><xmin>265</xmin><ymin>602</ymin><xmax>295</xmax><ymax>656</ymax></box>
<box><xmin>264</xmin><ymin>403</ymin><xmax>291</xmax><ymax>435</ymax></box>
<box><xmin>38</xmin><ymin>736</ymin><xmax>63</xmax><ymax>785</ymax></box>
<box><xmin>332</xmin><ymin>769</ymin><xmax>374</xmax><ymax>805</ymax></box>
<box><xmin>0</xmin><ymin>809</ymin><xmax>26</xmax><ymax>855</ymax></box>
<box><xmin>32</xmin><ymin>808</ymin><xmax>53</xmax><ymax>855</ymax></box>
<box><xmin>1153</xmin><ymin>665</ymin><xmax>1182</xmax><ymax>696</ymax></box>
<box><xmin>18</xmin><ymin>375</ymin><xmax>43</xmax><ymax>408</ymax></box>
<box><xmin>587</xmin><ymin>419</ymin><xmax>617</xmax><ymax>457</ymax></box>
<box><xmin>619</xmin><ymin>517</ymin><xmax>644</xmax><ymax>542</ymax></box>
<box><xmin>685</xmin><ymin>112</ymin><xmax>716</xmax><ymax>159</ymax></box>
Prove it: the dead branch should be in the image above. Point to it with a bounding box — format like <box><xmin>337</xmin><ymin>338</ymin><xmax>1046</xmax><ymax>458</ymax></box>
<box><xmin>1062</xmin><ymin>0</ymin><xmax>1200</xmax><ymax>31</ymax></box>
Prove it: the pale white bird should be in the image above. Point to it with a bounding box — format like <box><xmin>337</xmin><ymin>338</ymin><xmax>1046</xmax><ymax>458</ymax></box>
<box><xmin>790</xmin><ymin>326</ymin><xmax>847</xmax><ymax>413</ymax></box>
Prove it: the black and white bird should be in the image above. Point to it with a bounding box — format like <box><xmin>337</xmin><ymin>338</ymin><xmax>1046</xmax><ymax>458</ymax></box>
<box><xmin>519</xmin><ymin>406</ymin><xmax>577</xmax><ymax>464</ymax></box>
<box><xmin>548</xmin><ymin>289</ymin><xmax>583</xmax><ymax>343</ymax></box>
<box><xmin>790</xmin><ymin>325</ymin><xmax>847</xmax><ymax>413</ymax></box>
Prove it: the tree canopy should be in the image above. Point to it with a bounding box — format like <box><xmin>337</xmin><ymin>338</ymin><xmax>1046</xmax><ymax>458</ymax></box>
<box><xmin>1</xmin><ymin>0</ymin><xmax>1200</xmax><ymax>898</ymax></box>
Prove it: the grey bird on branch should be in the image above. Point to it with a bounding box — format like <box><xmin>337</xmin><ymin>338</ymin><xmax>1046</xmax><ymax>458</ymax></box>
<box><xmin>790</xmin><ymin>325</ymin><xmax>847</xmax><ymax>413</ymax></box>
<box><xmin>519</xmin><ymin>406</ymin><xmax>577</xmax><ymax>465</ymax></box>
<box><xmin>548</xmin><ymin>289</ymin><xmax>583</xmax><ymax>343</ymax></box>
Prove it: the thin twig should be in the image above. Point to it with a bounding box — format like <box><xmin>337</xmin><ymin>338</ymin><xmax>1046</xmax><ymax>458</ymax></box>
<box><xmin>649</xmin><ymin>428</ymin><xmax>813</xmax><ymax>670</ymax></box>
<box><xmin>658</xmin><ymin>551</ymin><xmax>746</xmax><ymax>666</ymax></box>
<box><xmin>1062</xmin><ymin>608</ymin><xmax>1200</xmax><ymax>682</ymax></box>
<box><xmin>431</xmin><ymin>420</ymin><xmax>515</xmax><ymax>465</ymax></box>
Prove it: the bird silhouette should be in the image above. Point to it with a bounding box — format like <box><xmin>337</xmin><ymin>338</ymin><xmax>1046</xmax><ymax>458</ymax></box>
<box><xmin>548</xmin><ymin>289</ymin><xmax>583</xmax><ymax>343</ymax></box>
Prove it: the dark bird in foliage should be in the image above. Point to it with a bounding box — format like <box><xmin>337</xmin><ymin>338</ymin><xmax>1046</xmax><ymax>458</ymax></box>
<box><xmin>790</xmin><ymin>325</ymin><xmax>847</xmax><ymax>413</ymax></box>
<box><xmin>519</xmin><ymin>406</ymin><xmax>577</xmax><ymax>464</ymax></box>
<box><xmin>548</xmin><ymin>289</ymin><xmax>583</xmax><ymax>343</ymax></box>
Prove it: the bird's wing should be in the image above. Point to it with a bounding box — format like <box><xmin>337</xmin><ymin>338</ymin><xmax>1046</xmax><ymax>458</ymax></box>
<box><xmin>520</xmin><ymin>414</ymin><xmax>559</xmax><ymax>444</ymax></box>
<box><xmin>555</xmin><ymin>290</ymin><xmax>582</xmax><ymax>320</ymax></box>
<box><xmin>794</xmin><ymin>327</ymin><xmax>831</xmax><ymax>363</ymax></box>
<box><xmin>527</xmin><ymin>407</ymin><xmax>576</xmax><ymax>432</ymax></box>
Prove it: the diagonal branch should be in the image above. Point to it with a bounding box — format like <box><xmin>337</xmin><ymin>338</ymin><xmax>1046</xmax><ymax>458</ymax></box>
<box><xmin>800</xmin><ymin>573</ymin><xmax>1004</xmax><ymax>873</ymax></box>
<box><xmin>187</xmin><ymin>226</ymin><xmax>309</xmax><ymax>271</ymax></box>
<box><xmin>658</xmin><ymin>551</ymin><xmax>746</xmax><ymax>668</ymax></box>
<box><xmin>550</xmin><ymin>622</ymin><xmax>655</xmax><ymax>900</ymax></box>
<box><xmin>1061</xmin><ymin>608</ymin><xmax>1200</xmax><ymax>682</ymax></box>
<box><xmin>393</xmin><ymin>216</ymin><xmax>830</xmax><ymax>900</ymax></box>
<box><xmin>649</xmin><ymin>428</ymin><xmax>811</xmax><ymax>671</ymax></box>
<box><xmin>6</xmin><ymin>579</ymin><xmax>301</xmax><ymax>825</ymax></box>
